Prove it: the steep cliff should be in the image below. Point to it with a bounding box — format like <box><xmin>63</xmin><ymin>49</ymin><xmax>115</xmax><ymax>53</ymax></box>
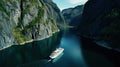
<box><xmin>62</xmin><ymin>5</ymin><xmax>84</xmax><ymax>26</ymax></box>
<box><xmin>77</xmin><ymin>0</ymin><xmax>120</xmax><ymax>51</ymax></box>
<box><xmin>0</xmin><ymin>0</ymin><xmax>65</xmax><ymax>50</ymax></box>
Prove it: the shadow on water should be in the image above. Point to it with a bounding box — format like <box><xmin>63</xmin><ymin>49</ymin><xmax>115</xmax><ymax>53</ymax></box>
<box><xmin>0</xmin><ymin>32</ymin><xmax>63</xmax><ymax>67</ymax></box>
<box><xmin>79</xmin><ymin>36</ymin><xmax>120</xmax><ymax>67</ymax></box>
<box><xmin>1</xmin><ymin>30</ymin><xmax>120</xmax><ymax>67</ymax></box>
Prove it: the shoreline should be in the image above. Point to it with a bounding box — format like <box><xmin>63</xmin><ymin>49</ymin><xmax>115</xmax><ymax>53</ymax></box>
<box><xmin>0</xmin><ymin>29</ymin><xmax>60</xmax><ymax>51</ymax></box>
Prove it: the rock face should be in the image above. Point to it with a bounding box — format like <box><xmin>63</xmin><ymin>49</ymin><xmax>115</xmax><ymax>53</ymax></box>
<box><xmin>77</xmin><ymin>0</ymin><xmax>120</xmax><ymax>51</ymax></box>
<box><xmin>0</xmin><ymin>0</ymin><xmax>64</xmax><ymax>50</ymax></box>
<box><xmin>62</xmin><ymin>5</ymin><xmax>84</xmax><ymax>26</ymax></box>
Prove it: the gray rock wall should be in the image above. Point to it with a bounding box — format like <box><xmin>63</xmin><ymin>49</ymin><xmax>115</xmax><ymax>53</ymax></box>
<box><xmin>0</xmin><ymin>0</ymin><xmax>64</xmax><ymax>50</ymax></box>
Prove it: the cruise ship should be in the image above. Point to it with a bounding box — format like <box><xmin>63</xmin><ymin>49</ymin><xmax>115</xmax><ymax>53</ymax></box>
<box><xmin>49</xmin><ymin>48</ymin><xmax>64</xmax><ymax>59</ymax></box>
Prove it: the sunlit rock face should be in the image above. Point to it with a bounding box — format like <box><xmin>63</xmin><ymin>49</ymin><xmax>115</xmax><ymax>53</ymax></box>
<box><xmin>0</xmin><ymin>0</ymin><xmax>65</xmax><ymax>50</ymax></box>
<box><xmin>77</xmin><ymin>0</ymin><xmax>120</xmax><ymax>51</ymax></box>
<box><xmin>62</xmin><ymin>5</ymin><xmax>84</xmax><ymax>26</ymax></box>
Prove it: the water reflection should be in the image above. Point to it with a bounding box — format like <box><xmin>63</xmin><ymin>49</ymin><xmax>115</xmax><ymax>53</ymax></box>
<box><xmin>0</xmin><ymin>30</ymin><xmax>117</xmax><ymax>67</ymax></box>
<box><xmin>48</xmin><ymin>30</ymin><xmax>87</xmax><ymax>67</ymax></box>
<box><xmin>0</xmin><ymin>32</ymin><xmax>63</xmax><ymax>67</ymax></box>
<box><xmin>61</xmin><ymin>33</ymin><xmax>83</xmax><ymax>60</ymax></box>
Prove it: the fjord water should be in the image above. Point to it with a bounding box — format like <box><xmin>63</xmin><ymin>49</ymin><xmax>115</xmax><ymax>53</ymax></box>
<box><xmin>0</xmin><ymin>30</ymin><xmax>115</xmax><ymax>67</ymax></box>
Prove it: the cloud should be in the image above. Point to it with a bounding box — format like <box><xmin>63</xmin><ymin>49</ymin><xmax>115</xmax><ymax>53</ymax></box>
<box><xmin>69</xmin><ymin>0</ymin><xmax>88</xmax><ymax>4</ymax></box>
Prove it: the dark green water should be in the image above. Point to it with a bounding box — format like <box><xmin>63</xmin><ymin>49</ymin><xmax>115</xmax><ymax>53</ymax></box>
<box><xmin>0</xmin><ymin>31</ymin><xmax>117</xmax><ymax>67</ymax></box>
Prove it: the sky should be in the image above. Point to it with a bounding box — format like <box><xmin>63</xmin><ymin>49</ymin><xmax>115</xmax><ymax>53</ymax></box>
<box><xmin>53</xmin><ymin>0</ymin><xmax>88</xmax><ymax>10</ymax></box>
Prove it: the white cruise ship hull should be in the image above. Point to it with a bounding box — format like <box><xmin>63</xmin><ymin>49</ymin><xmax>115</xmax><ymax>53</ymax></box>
<box><xmin>49</xmin><ymin>48</ymin><xmax>64</xmax><ymax>59</ymax></box>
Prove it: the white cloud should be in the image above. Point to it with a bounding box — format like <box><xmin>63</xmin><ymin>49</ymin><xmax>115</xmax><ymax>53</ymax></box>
<box><xmin>69</xmin><ymin>0</ymin><xmax>88</xmax><ymax>5</ymax></box>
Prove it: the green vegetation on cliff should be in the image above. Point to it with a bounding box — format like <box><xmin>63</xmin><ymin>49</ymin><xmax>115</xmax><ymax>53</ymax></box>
<box><xmin>97</xmin><ymin>8</ymin><xmax>120</xmax><ymax>46</ymax></box>
<box><xmin>0</xmin><ymin>0</ymin><xmax>64</xmax><ymax>50</ymax></box>
<box><xmin>23</xmin><ymin>7</ymin><xmax>44</xmax><ymax>33</ymax></box>
<box><xmin>12</xmin><ymin>0</ymin><xmax>58</xmax><ymax>44</ymax></box>
<box><xmin>0</xmin><ymin>0</ymin><xmax>10</xmax><ymax>17</ymax></box>
<box><xmin>13</xmin><ymin>28</ymin><xmax>31</xmax><ymax>44</ymax></box>
<box><xmin>22</xmin><ymin>0</ymin><xmax>38</xmax><ymax>16</ymax></box>
<box><xmin>13</xmin><ymin>0</ymin><xmax>44</xmax><ymax>44</ymax></box>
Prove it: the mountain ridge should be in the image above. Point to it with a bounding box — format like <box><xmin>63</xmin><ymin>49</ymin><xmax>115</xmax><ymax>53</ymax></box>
<box><xmin>0</xmin><ymin>0</ymin><xmax>65</xmax><ymax>50</ymax></box>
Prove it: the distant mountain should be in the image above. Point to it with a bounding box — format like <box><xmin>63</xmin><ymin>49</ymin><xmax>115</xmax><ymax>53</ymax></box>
<box><xmin>0</xmin><ymin>0</ymin><xmax>65</xmax><ymax>50</ymax></box>
<box><xmin>62</xmin><ymin>5</ymin><xmax>84</xmax><ymax>27</ymax></box>
<box><xmin>77</xmin><ymin>0</ymin><xmax>120</xmax><ymax>51</ymax></box>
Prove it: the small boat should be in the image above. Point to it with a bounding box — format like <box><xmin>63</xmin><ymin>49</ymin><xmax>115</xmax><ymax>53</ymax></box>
<box><xmin>49</xmin><ymin>48</ymin><xmax>64</xmax><ymax>59</ymax></box>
